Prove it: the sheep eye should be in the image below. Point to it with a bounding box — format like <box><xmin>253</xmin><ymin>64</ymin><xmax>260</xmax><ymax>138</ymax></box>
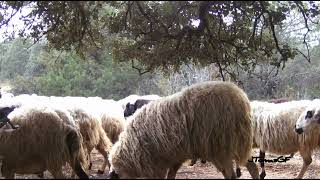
<box><xmin>306</xmin><ymin>111</ymin><xmax>313</xmax><ymax>119</ymax></box>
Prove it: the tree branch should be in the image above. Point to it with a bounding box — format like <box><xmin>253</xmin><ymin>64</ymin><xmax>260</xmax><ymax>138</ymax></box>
<box><xmin>295</xmin><ymin>1</ymin><xmax>311</xmax><ymax>62</ymax></box>
<box><xmin>131</xmin><ymin>59</ymin><xmax>150</xmax><ymax>75</ymax></box>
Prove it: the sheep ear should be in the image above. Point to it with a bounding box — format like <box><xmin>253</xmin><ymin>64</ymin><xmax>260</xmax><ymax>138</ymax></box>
<box><xmin>107</xmin><ymin>170</ymin><xmax>119</xmax><ymax>179</ymax></box>
<box><xmin>126</xmin><ymin>103</ymin><xmax>130</xmax><ymax>108</ymax></box>
<box><xmin>306</xmin><ymin>110</ymin><xmax>313</xmax><ymax>119</ymax></box>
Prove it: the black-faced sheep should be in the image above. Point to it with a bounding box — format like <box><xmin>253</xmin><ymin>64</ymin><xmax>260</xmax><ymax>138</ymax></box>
<box><xmin>117</xmin><ymin>94</ymin><xmax>161</xmax><ymax>111</ymax></box>
<box><xmin>123</xmin><ymin>99</ymin><xmax>151</xmax><ymax>118</ymax></box>
<box><xmin>107</xmin><ymin>81</ymin><xmax>256</xmax><ymax>179</ymax></box>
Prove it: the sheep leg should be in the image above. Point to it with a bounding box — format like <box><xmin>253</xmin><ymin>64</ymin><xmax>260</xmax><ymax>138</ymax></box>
<box><xmin>88</xmin><ymin>155</ymin><xmax>93</xmax><ymax>170</ymax></box>
<box><xmin>1</xmin><ymin>163</ymin><xmax>15</xmax><ymax>179</ymax></box>
<box><xmin>96</xmin><ymin>146</ymin><xmax>110</xmax><ymax>174</ymax></box>
<box><xmin>245</xmin><ymin>161</ymin><xmax>260</xmax><ymax>179</ymax></box>
<box><xmin>37</xmin><ymin>172</ymin><xmax>45</xmax><ymax>178</ymax></box>
<box><xmin>219</xmin><ymin>159</ymin><xmax>236</xmax><ymax>179</ymax></box>
<box><xmin>50</xmin><ymin>167</ymin><xmax>66</xmax><ymax>179</ymax></box>
<box><xmin>3</xmin><ymin>173</ymin><xmax>14</xmax><ymax>179</ymax></box>
<box><xmin>290</xmin><ymin>153</ymin><xmax>294</xmax><ymax>158</ymax></box>
<box><xmin>235</xmin><ymin>161</ymin><xmax>241</xmax><ymax>177</ymax></box>
<box><xmin>166</xmin><ymin>162</ymin><xmax>182</xmax><ymax>179</ymax></box>
<box><xmin>2</xmin><ymin>171</ymin><xmax>14</xmax><ymax>179</ymax></box>
<box><xmin>295</xmin><ymin>150</ymin><xmax>312</xmax><ymax>179</ymax></box>
<box><xmin>259</xmin><ymin>150</ymin><xmax>266</xmax><ymax>179</ymax></box>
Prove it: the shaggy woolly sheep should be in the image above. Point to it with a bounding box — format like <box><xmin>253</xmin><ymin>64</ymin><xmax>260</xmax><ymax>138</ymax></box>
<box><xmin>0</xmin><ymin>106</ymin><xmax>89</xmax><ymax>179</ymax></box>
<box><xmin>122</xmin><ymin>98</ymin><xmax>207</xmax><ymax>169</ymax></box>
<box><xmin>248</xmin><ymin>99</ymin><xmax>318</xmax><ymax>179</ymax></box>
<box><xmin>82</xmin><ymin>99</ymin><xmax>125</xmax><ymax>145</ymax></box>
<box><xmin>12</xmin><ymin>95</ymin><xmax>114</xmax><ymax>176</ymax></box>
<box><xmin>106</xmin><ymin>81</ymin><xmax>256</xmax><ymax>179</ymax></box>
<box><xmin>66</xmin><ymin>107</ymin><xmax>113</xmax><ymax>174</ymax></box>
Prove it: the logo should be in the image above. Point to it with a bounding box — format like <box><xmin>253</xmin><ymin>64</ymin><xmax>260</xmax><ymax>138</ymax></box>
<box><xmin>248</xmin><ymin>155</ymin><xmax>291</xmax><ymax>163</ymax></box>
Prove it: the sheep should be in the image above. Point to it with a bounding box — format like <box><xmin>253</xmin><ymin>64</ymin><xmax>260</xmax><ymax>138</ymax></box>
<box><xmin>63</xmin><ymin>107</ymin><xmax>113</xmax><ymax>175</ymax></box>
<box><xmin>268</xmin><ymin>98</ymin><xmax>289</xmax><ymax>104</ymax></box>
<box><xmin>123</xmin><ymin>99</ymin><xmax>152</xmax><ymax>118</ymax></box>
<box><xmin>117</xmin><ymin>94</ymin><xmax>161</xmax><ymax>110</ymax></box>
<box><xmin>0</xmin><ymin>106</ymin><xmax>19</xmax><ymax>131</ymax></box>
<box><xmin>8</xmin><ymin>94</ymin><xmax>113</xmax><ymax>175</ymax></box>
<box><xmin>106</xmin><ymin>81</ymin><xmax>257</xmax><ymax>179</ymax></box>
<box><xmin>100</xmin><ymin>113</ymin><xmax>126</xmax><ymax>145</ymax></box>
<box><xmin>123</xmin><ymin>98</ymin><xmax>207</xmax><ymax>168</ymax></box>
<box><xmin>0</xmin><ymin>105</ymin><xmax>89</xmax><ymax>179</ymax></box>
<box><xmin>0</xmin><ymin>87</ymin><xmax>14</xmax><ymax>99</ymax></box>
<box><xmin>295</xmin><ymin>100</ymin><xmax>320</xmax><ymax>134</ymax></box>
<box><xmin>248</xmin><ymin>99</ymin><xmax>319</xmax><ymax>179</ymax></box>
<box><xmin>13</xmin><ymin>95</ymin><xmax>113</xmax><ymax>176</ymax></box>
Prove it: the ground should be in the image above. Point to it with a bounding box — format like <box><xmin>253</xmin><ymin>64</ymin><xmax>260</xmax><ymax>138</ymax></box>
<box><xmin>7</xmin><ymin>149</ymin><xmax>320</xmax><ymax>179</ymax></box>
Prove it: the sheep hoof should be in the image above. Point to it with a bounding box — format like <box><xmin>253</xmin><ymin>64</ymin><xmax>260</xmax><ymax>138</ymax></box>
<box><xmin>189</xmin><ymin>162</ymin><xmax>195</xmax><ymax>166</ymax></box>
<box><xmin>97</xmin><ymin>170</ymin><xmax>104</xmax><ymax>174</ymax></box>
<box><xmin>236</xmin><ymin>168</ymin><xmax>241</xmax><ymax>177</ymax></box>
<box><xmin>290</xmin><ymin>153</ymin><xmax>294</xmax><ymax>158</ymax></box>
<box><xmin>89</xmin><ymin>162</ymin><xmax>92</xmax><ymax>170</ymax></box>
<box><xmin>260</xmin><ymin>171</ymin><xmax>266</xmax><ymax>179</ymax></box>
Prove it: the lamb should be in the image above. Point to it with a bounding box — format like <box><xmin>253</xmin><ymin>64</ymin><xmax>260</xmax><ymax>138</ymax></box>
<box><xmin>248</xmin><ymin>99</ymin><xmax>318</xmax><ymax>179</ymax></box>
<box><xmin>0</xmin><ymin>105</ymin><xmax>89</xmax><ymax>179</ymax></box>
<box><xmin>106</xmin><ymin>81</ymin><xmax>257</xmax><ymax>179</ymax></box>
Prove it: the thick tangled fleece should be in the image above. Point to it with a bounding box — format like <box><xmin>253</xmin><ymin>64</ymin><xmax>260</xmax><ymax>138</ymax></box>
<box><xmin>251</xmin><ymin>100</ymin><xmax>315</xmax><ymax>153</ymax></box>
<box><xmin>250</xmin><ymin>100</ymin><xmax>320</xmax><ymax>179</ymax></box>
<box><xmin>0</xmin><ymin>106</ymin><xmax>88</xmax><ymax>178</ymax></box>
<box><xmin>108</xmin><ymin>81</ymin><xmax>253</xmax><ymax>178</ymax></box>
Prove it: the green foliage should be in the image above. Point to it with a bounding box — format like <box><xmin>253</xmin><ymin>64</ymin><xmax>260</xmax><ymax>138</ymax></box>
<box><xmin>0</xmin><ymin>1</ymin><xmax>319</xmax><ymax>79</ymax></box>
<box><xmin>0</xmin><ymin>37</ymin><xmax>161</xmax><ymax>99</ymax></box>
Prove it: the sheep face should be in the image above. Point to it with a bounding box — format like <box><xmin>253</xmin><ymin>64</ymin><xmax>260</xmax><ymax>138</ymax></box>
<box><xmin>123</xmin><ymin>103</ymin><xmax>136</xmax><ymax>118</ymax></box>
<box><xmin>0</xmin><ymin>106</ymin><xmax>16</xmax><ymax>118</ymax></box>
<box><xmin>295</xmin><ymin>107</ymin><xmax>320</xmax><ymax>134</ymax></box>
<box><xmin>107</xmin><ymin>168</ymin><xmax>120</xmax><ymax>179</ymax></box>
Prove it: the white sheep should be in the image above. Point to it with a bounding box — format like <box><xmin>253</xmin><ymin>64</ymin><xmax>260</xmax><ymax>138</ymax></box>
<box><xmin>107</xmin><ymin>81</ymin><xmax>256</xmax><ymax>179</ymax></box>
<box><xmin>249</xmin><ymin>99</ymin><xmax>318</xmax><ymax>179</ymax></box>
<box><xmin>0</xmin><ymin>105</ymin><xmax>89</xmax><ymax>179</ymax></box>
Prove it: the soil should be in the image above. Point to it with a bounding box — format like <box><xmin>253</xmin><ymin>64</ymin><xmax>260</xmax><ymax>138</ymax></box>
<box><xmin>7</xmin><ymin>149</ymin><xmax>320</xmax><ymax>179</ymax></box>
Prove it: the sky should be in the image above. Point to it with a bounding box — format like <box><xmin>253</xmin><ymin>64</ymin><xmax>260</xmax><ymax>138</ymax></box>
<box><xmin>0</xmin><ymin>5</ymin><xmax>34</xmax><ymax>42</ymax></box>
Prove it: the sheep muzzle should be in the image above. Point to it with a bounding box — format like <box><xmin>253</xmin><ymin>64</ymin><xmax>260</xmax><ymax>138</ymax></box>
<box><xmin>107</xmin><ymin>170</ymin><xmax>119</xmax><ymax>179</ymax></box>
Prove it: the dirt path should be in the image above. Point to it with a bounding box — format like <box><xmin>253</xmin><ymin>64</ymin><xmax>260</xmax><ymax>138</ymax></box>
<box><xmin>9</xmin><ymin>150</ymin><xmax>320</xmax><ymax>179</ymax></box>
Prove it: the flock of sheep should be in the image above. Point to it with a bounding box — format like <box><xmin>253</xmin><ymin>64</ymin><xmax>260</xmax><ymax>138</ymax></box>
<box><xmin>0</xmin><ymin>81</ymin><xmax>320</xmax><ymax>179</ymax></box>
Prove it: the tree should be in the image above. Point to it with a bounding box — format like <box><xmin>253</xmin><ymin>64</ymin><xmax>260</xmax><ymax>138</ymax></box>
<box><xmin>0</xmin><ymin>1</ymin><xmax>319</xmax><ymax>81</ymax></box>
